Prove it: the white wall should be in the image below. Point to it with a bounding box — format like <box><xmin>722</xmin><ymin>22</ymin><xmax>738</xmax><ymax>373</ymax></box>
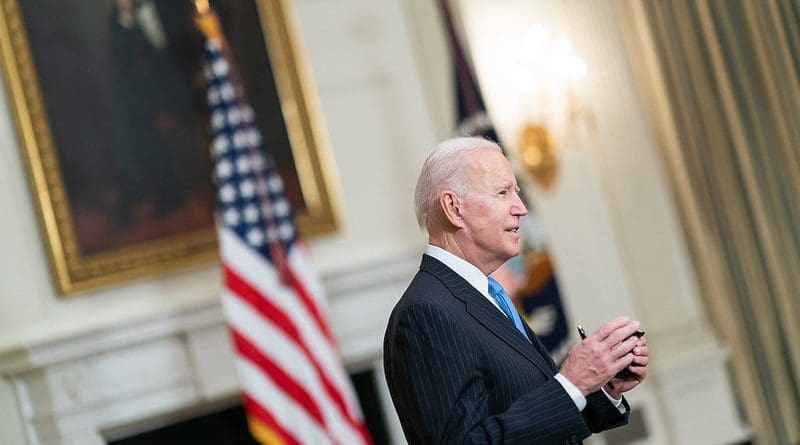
<box><xmin>292</xmin><ymin>0</ymin><xmax>437</xmax><ymax>272</ymax></box>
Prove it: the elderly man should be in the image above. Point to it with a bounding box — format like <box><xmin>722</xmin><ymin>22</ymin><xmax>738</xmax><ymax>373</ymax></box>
<box><xmin>383</xmin><ymin>137</ymin><xmax>648</xmax><ymax>444</ymax></box>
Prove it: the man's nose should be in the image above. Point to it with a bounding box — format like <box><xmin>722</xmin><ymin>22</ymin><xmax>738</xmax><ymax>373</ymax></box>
<box><xmin>512</xmin><ymin>195</ymin><xmax>528</xmax><ymax>215</ymax></box>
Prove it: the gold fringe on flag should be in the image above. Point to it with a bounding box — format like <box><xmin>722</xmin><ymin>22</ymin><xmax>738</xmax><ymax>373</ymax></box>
<box><xmin>247</xmin><ymin>416</ymin><xmax>285</xmax><ymax>445</ymax></box>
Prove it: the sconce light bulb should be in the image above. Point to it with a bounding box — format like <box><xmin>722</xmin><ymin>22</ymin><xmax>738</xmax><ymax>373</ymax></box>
<box><xmin>568</xmin><ymin>57</ymin><xmax>586</xmax><ymax>80</ymax></box>
<box><xmin>551</xmin><ymin>38</ymin><xmax>572</xmax><ymax>59</ymax></box>
<box><xmin>524</xmin><ymin>24</ymin><xmax>548</xmax><ymax>50</ymax></box>
<box><xmin>512</xmin><ymin>67</ymin><xmax>534</xmax><ymax>91</ymax></box>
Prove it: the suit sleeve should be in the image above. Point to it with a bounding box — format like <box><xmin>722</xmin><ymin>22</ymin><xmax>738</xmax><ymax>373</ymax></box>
<box><xmin>386</xmin><ymin>302</ymin><xmax>601</xmax><ymax>444</ymax></box>
<box><xmin>582</xmin><ymin>391</ymin><xmax>630</xmax><ymax>433</ymax></box>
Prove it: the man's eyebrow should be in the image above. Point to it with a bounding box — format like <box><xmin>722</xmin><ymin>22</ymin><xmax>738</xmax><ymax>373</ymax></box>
<box><xmin>494</xmin><ymin>182</ymin><xmax>514</xmax><ymax>190</ymax></box>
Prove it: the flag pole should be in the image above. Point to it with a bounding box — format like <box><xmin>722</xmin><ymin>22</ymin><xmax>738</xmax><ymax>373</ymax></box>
<box><xmin>193</xmin><ymin>1</ymin><xmax>292</xmax><ymax>285</ymax></box>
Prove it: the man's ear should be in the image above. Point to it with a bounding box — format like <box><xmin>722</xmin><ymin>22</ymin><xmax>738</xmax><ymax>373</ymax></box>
<box><xmin>439</xmin><ymin>190</ymin><xmax>465</xmax><ymax>228</ymax></box>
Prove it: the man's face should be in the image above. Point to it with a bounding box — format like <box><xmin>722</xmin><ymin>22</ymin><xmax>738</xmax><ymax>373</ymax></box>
<box><xmin>459</xmin><ymin>149</ymin><xmax>528</xmax><ymax>270</ymax></box>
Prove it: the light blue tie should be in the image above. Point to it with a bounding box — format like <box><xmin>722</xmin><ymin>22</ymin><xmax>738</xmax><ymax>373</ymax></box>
<box><xmin>487</xmin><ymin>277</ymin><xmax>529</xmax><ymax>340</ymax></box>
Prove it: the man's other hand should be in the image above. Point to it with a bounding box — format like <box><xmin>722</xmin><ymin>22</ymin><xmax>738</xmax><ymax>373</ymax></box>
<box><xmin>604</xmin><ymin>335</ymin><xmax>648</xmax><ymax>398</ymax></box>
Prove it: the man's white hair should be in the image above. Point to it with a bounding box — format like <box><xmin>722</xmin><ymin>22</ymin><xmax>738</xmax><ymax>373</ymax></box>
<box><xmin>413</xmin><ymin>136</ymin><xmax>503</xmax><ymax>230</ymax></box>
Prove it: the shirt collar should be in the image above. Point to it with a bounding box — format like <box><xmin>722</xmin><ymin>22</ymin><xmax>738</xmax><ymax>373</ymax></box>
<box><xmin>425</xmin><ymin>244</ymin><xmax>491</xmax><ymax>299</ymax></box>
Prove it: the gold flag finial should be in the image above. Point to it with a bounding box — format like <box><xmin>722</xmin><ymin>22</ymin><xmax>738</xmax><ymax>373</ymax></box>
<box><xmin>193</xmin><ymin>0</ymin><xmax>222</xmax><ymax>41</ymax></box>
<box><xmin>193</xmin><ymin>0</ymin><xmax>210</xmax><ymax>14</ymax></box>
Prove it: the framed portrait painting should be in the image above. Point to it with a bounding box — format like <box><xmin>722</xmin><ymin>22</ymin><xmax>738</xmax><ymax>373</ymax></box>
<box><xmin>0</xmin><ymin>0</ymin><xmax>339</xmax><ymax>294</ymax></box>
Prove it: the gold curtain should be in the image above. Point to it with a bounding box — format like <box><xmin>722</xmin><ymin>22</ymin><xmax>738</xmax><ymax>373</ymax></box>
<box><xmin>617</xmin><ymin>1</ymin><xmax>800</xmax><ymax>443</ymax></box>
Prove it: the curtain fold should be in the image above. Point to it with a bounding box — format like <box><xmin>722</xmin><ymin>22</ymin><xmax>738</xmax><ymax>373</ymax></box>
<box><xmin>618</xmin><ymin>1</ymin><xmax>800</xmax><ymax>443</ymax></box>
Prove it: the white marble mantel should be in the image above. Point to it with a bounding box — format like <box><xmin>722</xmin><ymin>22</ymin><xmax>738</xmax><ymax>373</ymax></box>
<box><xmin>0</xmin><ymin>252</ymin><xmax>418</xmax><ymax>445</ymax></box>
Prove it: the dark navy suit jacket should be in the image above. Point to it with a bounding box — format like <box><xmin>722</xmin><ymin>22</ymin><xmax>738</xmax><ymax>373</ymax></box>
<box><xmin>384</xmin><ymin>255</ymin><xmax>629</xmax><ymax>444</ymax></box>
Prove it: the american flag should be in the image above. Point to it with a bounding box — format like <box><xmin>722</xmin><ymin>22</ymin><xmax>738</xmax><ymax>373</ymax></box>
<box><xmin>202</xmin><ymin>32</ymin><xmax>371</xmax><ymax>445</ymax></box>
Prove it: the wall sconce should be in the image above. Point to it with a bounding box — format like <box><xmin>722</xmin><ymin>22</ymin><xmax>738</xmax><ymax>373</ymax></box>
<box><xmin>512</xmin><ymin>25</ymin><xmax>590</xmax><ymax>190</ymax></box>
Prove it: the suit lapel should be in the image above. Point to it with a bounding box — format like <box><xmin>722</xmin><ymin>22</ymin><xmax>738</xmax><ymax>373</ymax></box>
<box><xmin>420</xmin><ymin>255</ymin><xmax>554</xmax><ymax>377</ymax></box>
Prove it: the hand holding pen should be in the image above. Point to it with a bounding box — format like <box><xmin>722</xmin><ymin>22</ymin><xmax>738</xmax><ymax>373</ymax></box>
<box><xmin>578</xmin><ymin>324</ymin><xmax>645</xmax><ymax>390</ymax></box>
<box><xmin>559</xmin><ymin>317</ymin><xmax>647</xmax><ymax>397</ymax></box>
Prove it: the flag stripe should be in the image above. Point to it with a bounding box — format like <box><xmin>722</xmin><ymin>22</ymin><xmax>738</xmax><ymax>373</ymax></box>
<box><xmin>224</xmin><ymin>268</ymin><xmax>367</xmax><ymax>443</ymax></box>
<box><xmin>287</xmin><ymin>250</ymin><xmax>364</xmax><ymax>420</ymax></box>
<box><xmin>288</xmin><ymin>268</ymin><xmax>333</xmax><ymax>342</ymax></box>
<box><xmin>224</xmin><ymin>264</ymin><xmax>300</xmax><ymax>347</ymax></box>
<box><xmin>223</xmin><ymin>288</ymin><xmax>364</xmax><ymax>445</ymax></box>
<box><xmin>245</xmin><ymin>398</ymin><xmax>297</xmax><ymax>445</ymax></box>
<box><xmin>236</xmin><ymin>358</ymin><xmax>333</xmax><ymax>445</ymax></box>
<box><xmin>220</xmin><ymin>230</ymin><xmax>359</xmax><ymax>413</ymax></box>
<box><xmin>285</xmin><ymin>266</ymin><xmax>372</xmax><ymax>442</ymax></box>
<box><xmin>288</xmin><ymin>242</ymin><xmax>326</xmax><ymax>304</ymax></box>
<box><xmin>231</xmin><ymin>329</ymin><xmax>326</xmax><ymax>428</ymax></box>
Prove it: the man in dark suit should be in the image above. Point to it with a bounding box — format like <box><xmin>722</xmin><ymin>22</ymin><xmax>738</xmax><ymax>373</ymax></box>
<box><xmin>384</xmin><ymin>137</ymin><xmax>649</xmax><ymax>444</ymax></box>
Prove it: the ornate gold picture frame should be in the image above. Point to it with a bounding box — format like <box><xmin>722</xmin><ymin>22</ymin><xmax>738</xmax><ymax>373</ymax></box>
<box><xmin>0</xmin><ymin>0</ymin><xmax>339</xmax><ymax>295</ymax></box>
